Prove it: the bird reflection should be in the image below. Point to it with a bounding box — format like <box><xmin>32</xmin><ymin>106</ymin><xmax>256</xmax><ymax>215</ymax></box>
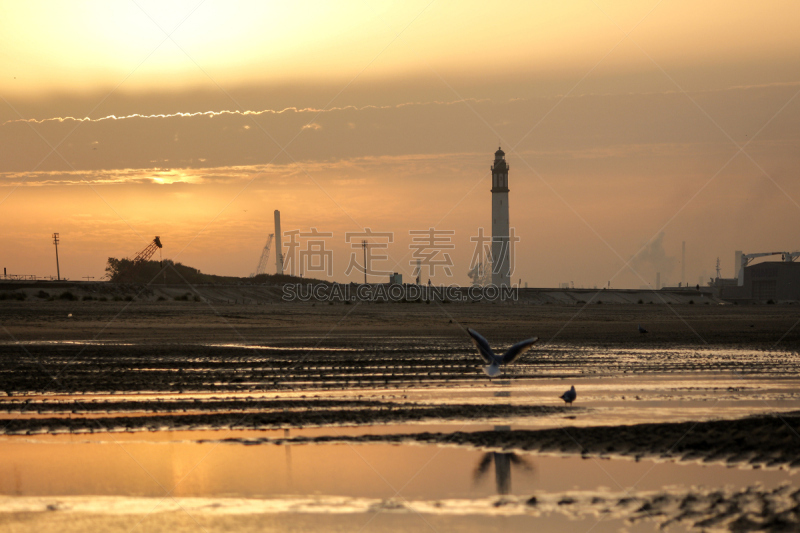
<box><xmin>473</xmin><ymin>451</ymin><xmax>534</xmax><ymax>495</ymax></box>
<box><xmin>475</xmin><ymin>394</ymin><xmax>535</xmax><ymax>495</ymax></box>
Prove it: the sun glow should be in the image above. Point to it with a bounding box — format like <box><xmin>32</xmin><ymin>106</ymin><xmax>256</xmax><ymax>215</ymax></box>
<box><xmin>4</xmin><ymin>1</ymin><xmax>799</xmax><ymax>96</ymax></box>
<box><xmin>2</xmin><ymin>1</ymin><xmax>800</xmax><ymax>285</ymax></box>
<box><xmin>150</xmin><ymin>170</ymin><xmax>199</xmax><ymax>185</ymax></box>
<box><xmin>1</xmin><ymin>1</ymin><xmax>403</xmax><ymax>94</ymax></box>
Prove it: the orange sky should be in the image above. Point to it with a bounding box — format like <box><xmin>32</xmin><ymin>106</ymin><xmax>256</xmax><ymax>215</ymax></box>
<box><xmin>1</xmin><ymin>1</ymin><xmax>800</xmax><ymax>287</ymax></box>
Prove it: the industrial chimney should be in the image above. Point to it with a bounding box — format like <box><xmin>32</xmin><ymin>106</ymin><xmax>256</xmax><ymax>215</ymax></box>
<box><xmin>274</xmin><ymin>210</ymin><xmax>283</xmax><ymax>275</ymax></box>
<box><xmin>734</xmin><ymin>250</ymin><xmax>743</xmax><ymax>280</ymax></box>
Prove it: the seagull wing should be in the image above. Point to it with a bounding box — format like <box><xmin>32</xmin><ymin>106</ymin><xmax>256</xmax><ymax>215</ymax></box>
<box><xmin>473</xmin><ymin>453</ymin><xmax>493</xmax><ymax>481</ymax></box>
<box><xmin>508</xmin><ymin>454</ymin><xmax>535</xmax><ymax>471</ymax></box>
<box><xmin>467</xmin><ymin>328</ymin><xmax>495</xmax><ymax>364</ymax></box>
<box><xmin>501</xmin><ymin>337</ymin><xmax>539</xmax><ymax>364</ymax></box>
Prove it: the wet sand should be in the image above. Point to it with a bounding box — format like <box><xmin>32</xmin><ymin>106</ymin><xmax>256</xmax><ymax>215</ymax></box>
<box><xmin>2</xmin><ymin>486</ymin><xmax>798</xmax><ymax>533</ymax></box>
<box><xmin>231</xmin><ymin>411</ymin><xmax>800</xmax><ymax>470</ymax></box>
<box><xmin>2</xmin><ymin>301</ymin><xmax>800</xmax><ymax>395</ymax></box>
<box><xmin>2</xmin><ymin>298</ymin><xmax>800</xmax><ymax>347</ymax></box>
<box><xmin>2</xmin><ymin>300</ymin><xmax>800</xmax><ymax>531</ymax></box>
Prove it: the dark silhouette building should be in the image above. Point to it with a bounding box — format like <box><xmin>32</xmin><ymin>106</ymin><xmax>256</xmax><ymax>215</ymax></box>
<box><xmin>721</xmin><ymin>261</ymin><xmax>800</xmax><ymax>302</ymax></box>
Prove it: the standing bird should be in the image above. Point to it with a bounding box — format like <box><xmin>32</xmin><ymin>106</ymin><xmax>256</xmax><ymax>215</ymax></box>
<box><xmin>559</xmin><ymin>385</ymin><xmax>577</xmax><ymax>406</ymax></box>
<box><xmin>638</xmin><ymin>324</ymin><xmax>648</xmax><ymax>334</ymax></box>
<box><xmin>467</xmin><ymin>328</ymin><xmax>539</xmax><ymax>378</ymax></box>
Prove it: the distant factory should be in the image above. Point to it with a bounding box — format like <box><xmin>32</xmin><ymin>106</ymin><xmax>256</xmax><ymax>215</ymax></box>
<box><xmin>715</xmin><ymin>250</ymin><xmax>800</xmax><ymax>303</ymax></box>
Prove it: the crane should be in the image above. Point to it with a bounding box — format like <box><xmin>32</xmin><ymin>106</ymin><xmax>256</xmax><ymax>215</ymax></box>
<box><xmin>120</xmin><ymin>236</ymin><xmax>163</xmax><ymax>282</ymax></box>
<box><xmin>133</xmin><ymin>236</ymin><xmax>163</xmax><ymax>264</ymax></box>
<box><xmin>738</xmin><ymin>250</ymin><xmax>799</xmax><ymax>285</ymax></box>
<box><xmin>253</xmin><ymin>234</ymin><xmax>274</xmax><ymax>276</ymax></box>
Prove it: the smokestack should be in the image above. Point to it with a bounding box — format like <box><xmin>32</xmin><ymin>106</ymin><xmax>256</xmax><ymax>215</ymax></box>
<box><xmin>734</xmin><ymin>250</ymin><xmax>743</xmax><ymax>279</ymax></box>
<box><xmin>681</xmin><ymin>241</ymin><xmax>686</xmax><ymax>286</ymax></box>
<box><xmin>735</xmin><ymin>250</ymin><xmax>745</xmax><ymax>286</ymax></box>
<box><xmin>274</xmin><ymin>210</ymin><xmax>283</xmax><ymax>275</ymax></box>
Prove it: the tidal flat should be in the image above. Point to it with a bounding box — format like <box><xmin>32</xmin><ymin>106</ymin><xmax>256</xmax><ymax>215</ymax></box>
<box><xmin>1</xmin><ymin>300</ymin><xmax>800</xmax><ymax>532</ymax></box>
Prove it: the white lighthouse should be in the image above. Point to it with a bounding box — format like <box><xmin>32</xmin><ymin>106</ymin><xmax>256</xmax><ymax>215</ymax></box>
<box><xmin>491</xmin><ymin>147</ymin><xmax>510</xmax><ymax>286</ymax></box>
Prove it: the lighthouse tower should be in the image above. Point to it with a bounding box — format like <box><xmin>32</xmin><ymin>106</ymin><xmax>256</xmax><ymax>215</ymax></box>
<box><xmin>491</xmin><ymin>147</ymin><xmax>510</xmax><ymax>286</ymax></box>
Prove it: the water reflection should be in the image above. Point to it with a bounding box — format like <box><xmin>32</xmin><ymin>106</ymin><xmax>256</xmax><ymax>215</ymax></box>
<box><xmin>284</xmin><ymin>428</ymin><xmax>292</xmax><ymax>488</ymax></box>
<box><xmin>473</xmin><ymin>426</ymin><xmax>534</xmax><ymax>495</ymax></box>
<box><xmin>473</xmin><ymin>450</ymin><xmax>534</xmax><ymax>495</ymax></box>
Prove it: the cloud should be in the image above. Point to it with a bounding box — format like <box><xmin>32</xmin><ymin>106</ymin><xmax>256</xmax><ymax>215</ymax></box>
<box><xmin>8</xmin><ymin>80</ymin><xmax>799</xmax><ymax>127</ymax></box>
<box><xmin>0</xmin><ymin>152</ymin><xmax>480</xmax><ymax>187</ymax></box>
<box><xmin>0</xmin><ymin>167</ymin><xmax>206</xmax><ymax>186</ymax></box>
<box><xmin>1</xmin><ymin>98</ymin><xmax>491</xmax><ymax>126</ymax></box>
<box><xmin>302</xmin><ymin>123</ymin><xmax>322</xmax><ymax>131</ymax></box>
<box><xmin>4</xmin><ymin>82</ymin><xmax>798</xmax><ymax>177</ymax></box>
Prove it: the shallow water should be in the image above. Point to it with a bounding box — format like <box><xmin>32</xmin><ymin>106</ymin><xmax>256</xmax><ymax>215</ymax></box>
<box><xmin>4</xmin><ymin>376</ymin><xmax>799</xmax><ymax>431</ymax></box>
<box><xmin>2</xmin><ymin>341</ymin><xmax>800</xmax><ymax>531</ymax></box>
<box><xmin>2</xmin><ymin>435</ymin><xmax>794</xmax><ymax>499</ymax></box>
<box><xmin>1</xmin><ymin>431</ymin><xmax>792</xmax><ymax>532</ymax></box>
<box><xmin>396</xmin><ymin>374</ymin><xmax>800</xmax><ymax>427</ymax></box>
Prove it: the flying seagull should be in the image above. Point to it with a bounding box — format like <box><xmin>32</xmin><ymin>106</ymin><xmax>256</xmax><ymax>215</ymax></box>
<box><xmin>638</xmin><ymin>324</ymin><xmax>648</xmax><ymax>334</ymax></box>
<box><xmin>560</xmin><ymin>385</ymin><xmax>576</xmax><ymax>406</ymax></box>
<box><xmin>467</xmin><ymin>328</ymin><xmax>539</xmax><ymax>378</ymax></box>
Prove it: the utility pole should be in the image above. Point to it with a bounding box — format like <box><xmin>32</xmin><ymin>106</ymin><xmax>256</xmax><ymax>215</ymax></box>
<box><xmin>52</xmin><ymin>233</ymin><xmax>60</xmax><ymax>281</ymax></box>
<box><xmin>362</xmin><ymin>240</ymin><xmax>367</xmax><ymax>285</ymax></box>
<box><xmin>83</xmin><ymin>276</ymin><xmax>94</xmax><ymax>282</ymax></box>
